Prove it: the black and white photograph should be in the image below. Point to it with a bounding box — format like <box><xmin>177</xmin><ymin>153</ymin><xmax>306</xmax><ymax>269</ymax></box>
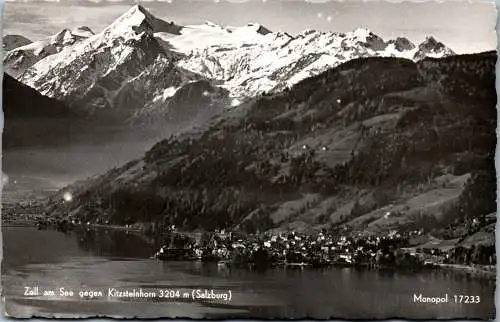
<box><xmin>1</xmin><ymin>0</ymin><xmax>497</xmax><ymax>319</ymax></box>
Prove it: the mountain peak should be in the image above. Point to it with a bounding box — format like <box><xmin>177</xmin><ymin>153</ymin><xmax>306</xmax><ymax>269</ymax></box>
<box><xmin>342</xmin><ymin>27</ymin><xmax>386</xmax><ymax>50</ymax></box>
<box><xmin>103</xmin><ymin>4</ymin><xmax>183</xmax><ymax>38</ymax></box>
<box><xmin>72</xmin><ymin>26</ymin><xmax>95</xmax><ymax>38</ymax></box>
<box><xmin>105</xmin><ymin>5</ymin><xmax>155</xmax><ymax>35</ymax></box>
<box><xmin>123</xmin><ymin>4</ymin><xmax>151</xmax><ymax>17</ymax></box>
<box><xmin>246</xmin><ymin>23</ymin><xmax>272</xmax><ymax>35</ymax></box>
<box><xmin>388</xmin><ymin>37</ymin><xmax>416</xmax><ymax>51</ymax></box>
<box><xmin>51</xmin><ymin>29</ymin><xmax>72</xmax><ymax>42</ymax></box>
<box><xmin>414</xmin><ymin>36</ymin><xmax>455</xmax><ymax>60</ymax></box>
<box><xmin>352</xmin><ymin>27</ymin><xmax>372</xmax><ymax>37</ymax></box>
<box><xmin>418</xmin><ymin>36</ymin><xmax>451</xmax><ymax>52</ymax></box>
<box><xmin>302</xmin><ymin>29</ymin><xmax>320</xmax><ymax>35</ymax></box>
<box><xmin>421</xmin><ymin>36</ymin><xmax>439</xmax><ymax>46</ymax></box>
<box><xmin>129</xmin><ymin>4</ymin><xmax>155</xmax><ymax>21</ymax></box>
<box><xmin>225</xmin><ymin>23</ymin><xmax>273</xmax><ymax>36</ymax></box>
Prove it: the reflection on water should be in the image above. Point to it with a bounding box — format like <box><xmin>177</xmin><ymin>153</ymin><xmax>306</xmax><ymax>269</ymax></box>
<box><xmin>72</xmin><ymin>229</ymin><xmax>158</xmax><ymax>259</ymax></box>
<box><xmin>2</xmin><ymin>227</ymin><xmax>495</xmax><ymax>319</ymax></box>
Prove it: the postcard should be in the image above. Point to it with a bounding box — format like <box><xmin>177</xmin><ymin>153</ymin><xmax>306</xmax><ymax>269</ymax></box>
<box><xmin>1</xmin><ymin>0</ymin><xmax>497</xmax><ymax>319</ymax></box>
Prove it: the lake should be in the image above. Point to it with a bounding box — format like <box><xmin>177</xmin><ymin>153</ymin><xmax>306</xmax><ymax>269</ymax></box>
<box><xmin>2</xmin><ymin>227</ymin><xmax>495</xmax><ymax>319</ymax></box>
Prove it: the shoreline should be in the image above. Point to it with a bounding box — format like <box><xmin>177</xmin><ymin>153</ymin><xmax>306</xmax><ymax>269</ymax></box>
<box><xmin>2</xmin><ymin>220</ymin><xmax>496</xmax><ymax>279</ymax></box>
<box><xmin>435</xmin><ymin>263</ymin><xmax>496</xmax><ymax>279</ymax></box>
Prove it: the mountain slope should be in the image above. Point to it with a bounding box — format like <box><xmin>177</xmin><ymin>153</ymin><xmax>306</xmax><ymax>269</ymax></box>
<box><xmin>413</xmin><ymin>36</ymin><xmax>455</xmax><ymax>60</ymax></box>
<box><xmin>42</xmin><ymin>51</ymin><xmax>496</xmax><ymax>233</ymax></box>
<box><xmin>2</xmin><ymin>73</ymin><xmax>77</xmax><ymax>149</ymax></box>
<box><xmin>2</xmin><ymin>35</ymin><xmax>32</xmax><ymax>52</ymax></box>
<box><xmin>2</xmin><ymin>73</ymin><xmax>73</xmax><ymax>119</ymax></box>
<box><xmin>130</xmin><ymin>79</ymin><xmax>231</xmax><ymax>127</ymax></box>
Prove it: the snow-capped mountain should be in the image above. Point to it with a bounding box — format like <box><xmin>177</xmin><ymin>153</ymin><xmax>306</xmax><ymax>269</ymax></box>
<box><xmin>387</xmin><ymin>37</ymin><xmax>415</xmax><ymax>52</ymax></box>
<box><xmin>9</xmin><ymin>4</ymin><xmax>456</xmax><ymax>125</ymax></box>
<box><xmin>18</xmin><ymin>5</ymin><xmax>186</xmax><ymax>120</ymax></box>
<box><xmin>413</xmin><ymin>36</ymin><xmax>456</xmax><ymax>60</ymax></box>
<box><xmin>4</xmin><ymin>27</ymin><xmax>95</xmax><ymax>78</ymax></box>
<box><xmin>174</xmin><ymin>26</ymin><xmax>455</xmax><ymax>97</ymax></box>
<box><xmin>154</xmin><ymin>21</ymin><xmax>276</xmax><ymax>53</ymax></box>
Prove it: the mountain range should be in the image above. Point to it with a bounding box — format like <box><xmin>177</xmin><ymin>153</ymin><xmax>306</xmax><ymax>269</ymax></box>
<box><xmin>4</xmin><ymin>5</ymin><xmax>455</xmax><ymax>127</ymax></box>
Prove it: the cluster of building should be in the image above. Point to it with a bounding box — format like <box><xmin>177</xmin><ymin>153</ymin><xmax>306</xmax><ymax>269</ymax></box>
<box><xmin>154</xmin><ymin>229</ymin><xmax>427</xmax><ymax>269</ymax></box>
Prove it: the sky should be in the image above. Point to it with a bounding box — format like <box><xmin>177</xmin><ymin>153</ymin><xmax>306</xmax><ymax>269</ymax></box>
<box><xmin>1</xmin><ymin>0</ymin><xmax>497</xmax><ymax>54</ymax></box>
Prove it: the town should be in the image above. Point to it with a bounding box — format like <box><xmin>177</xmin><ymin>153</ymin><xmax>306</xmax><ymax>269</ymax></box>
<box><xmin>152</xmin><ymin>223</ymin><xmax>495</xmax><ymax>275</ymax></box>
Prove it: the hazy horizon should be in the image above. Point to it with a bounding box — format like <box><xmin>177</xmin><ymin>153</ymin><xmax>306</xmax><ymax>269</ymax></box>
<box><xmin>1</xmin><ymin>0</ymin><xmax>497</xmax><ymax>54</ymax></box>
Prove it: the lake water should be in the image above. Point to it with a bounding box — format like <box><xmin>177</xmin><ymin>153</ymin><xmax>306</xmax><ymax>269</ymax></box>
<box><xmin>2</xmin><ymin>227</ymin><xmax>495</xmax><ymax>319</ymax></box>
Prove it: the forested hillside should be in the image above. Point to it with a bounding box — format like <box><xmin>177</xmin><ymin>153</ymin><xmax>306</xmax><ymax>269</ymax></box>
<box><xmin>43</xmin><ymin>52</ymin><xmax>497</xmax><ymax>234</ymax></box>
